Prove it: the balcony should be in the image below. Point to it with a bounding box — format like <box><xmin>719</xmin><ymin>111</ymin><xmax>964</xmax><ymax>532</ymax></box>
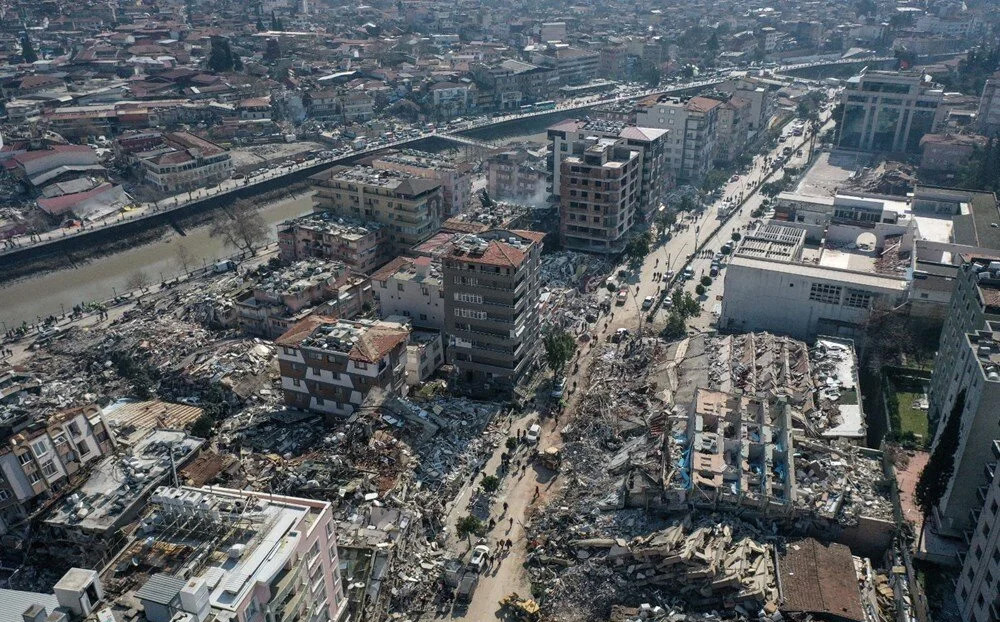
<box><xmin>978</xmin><ymin>485</ymin><xmax>989</xmax><ymax>504</ymax></box>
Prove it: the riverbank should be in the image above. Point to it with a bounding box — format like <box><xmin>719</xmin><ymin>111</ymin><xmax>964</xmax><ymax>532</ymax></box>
<box><xmin>0</xmin><ymin>193</ymin><xmax>314</xmax><ymax>328</ymax></box>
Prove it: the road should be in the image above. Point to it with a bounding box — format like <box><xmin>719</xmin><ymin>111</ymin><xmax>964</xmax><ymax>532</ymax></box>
<box><xmin>0</xmin><ymin>54</ymin><xmax>885</xmax><ymax>258</ymax></box>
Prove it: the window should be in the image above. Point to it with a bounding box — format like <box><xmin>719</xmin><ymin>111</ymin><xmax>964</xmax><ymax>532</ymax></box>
<box><xmin>991</xmin><ymin>500</ymin><xmax>998</xmax><ymax>516</ymax></box>
<box><xmin>454</xmin><ymin>292</ymin><xmax>482</xmax><ymax>304</ymax></box>
<box><xmin>53</xmin><ymin>434</ymin><xmax>67</xmax><ymax>447</ymax></box>
<box><xmin>31</xmin><ymin>440</ymin><xmax>48</xmax><ymax>458</ymax></box>
<box><xmin>67</xmin><ymin>422</ymin><xmax>81</xmax><ymax>437</ymax></box>
<box><xmin>809</xmin><ymin>283</ymin><xmax>842</xmax><ymax>304</ymax></box>
<box><xmin>844</xmin><ymin>289</ymin><xmax>872</xmax><ymax>309</ymax></box>
<box><xmin>40</xmin><ymin>461</ymin><xmax>58</xmax><ymax>477</ymax></box>
<box><xmin>0</xmin><ymin>489</ymin><xmax>9</xmax><ymax>501</ymax></box>
<box><xmin>355</xmin><ymin>361</ymin><xmax>368</xmax><ymax>370</ymax></box>
<box><xmin>27</xmin><ymin>471</ymin><xmax>41</xmax><ymax>485</ymax></box>
<box><xmin>316</xmin><ymin>397</ymin><xmax>324</xmax><ymax>405</ymax></box>
<box><xmin>77</xmin><ymin>440</ymin><xmax>91</xmax><ymax>456</ymax></box>
<box><xmin>18</xmin><ymin>452</ymin><xmax>31</xmax><ymax>465</ymax></box>
<box><xmin>455</xmin><ymin>308</ymin><xmax>488</xmax><ymax>320</ymax></box>
<box><xmin>293</xmin><ymin>378</ymin><xmax>301</xmax><ymax>387</ymax></box>
<box><xmin>312</xmin><ymin>367</ymin><xmax>321</xmax><ymax>376</ymax></box>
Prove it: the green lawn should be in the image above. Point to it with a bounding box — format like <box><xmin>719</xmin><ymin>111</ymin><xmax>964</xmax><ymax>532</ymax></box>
<box><xmin>896</xmin><ymin>390</ymin><xmax>929</xmax><ymax>440</ymax></box>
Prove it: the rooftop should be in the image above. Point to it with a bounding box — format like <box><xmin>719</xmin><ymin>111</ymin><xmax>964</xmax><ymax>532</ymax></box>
<box><xmin>286</xmin><ymin>318</ymin><xmax>409</xmax><ymax>363</ymax></box>
<box><xmin>312</xmin><ymin>165</ymin><xmax>442</xmax><ymax>196</ymax></box>
<box><xmin>44</xmin><ymin>429</ymin><xmax>204</xmax><ymax>533</ymax></box>
<box><xmin>280</xmin><ymin>211</ymin><xmax>381</xmax><ymax>238</ymax></box>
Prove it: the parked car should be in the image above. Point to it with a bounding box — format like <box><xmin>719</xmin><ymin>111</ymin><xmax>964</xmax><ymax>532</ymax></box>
<box><xmin>526</xmin><ymin>423</ymin><xmax>541</xmax><ymax>443</ymax></box>
<box><xmin>641</xmin><ymin>296</ymin><xmax>655</xmax><ymax>310</ymax></box>
<box><xmin>551</xmin><ymin>377</ymin><xmax>566</xmax><ymax>398</ymax></box>
<box><xmin>469</xmin><ymin>544</ymin><xmax>490</xmax><ymax>572</ymax></box>
<box><xmin>616</xmin><ymin>289</ymin><xmax>628</xmax><ymax>305</ymax></box>
<box><xmin>612</xmin><ymin>327</ymin><xmax>630</xmax><ymax>343</ymax></box>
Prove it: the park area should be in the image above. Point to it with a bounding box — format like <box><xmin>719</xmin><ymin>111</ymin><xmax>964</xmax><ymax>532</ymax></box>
<box><xmin>885</xmin><ymin>371</ymin><xmax>931</xmax><ymax>445</ymax></box>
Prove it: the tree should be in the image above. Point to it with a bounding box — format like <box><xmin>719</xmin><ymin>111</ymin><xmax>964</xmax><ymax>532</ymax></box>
<box><xmin>915</xmin><ymin>390</ymin><xmax>965</xmax><ymax>516</ymax></box>
<box><xmin>661</xmin><ymin>312</ymin><xmax>687</xmax><ymax>340</ymax></box>
<box><xmin>270</xmin><ymin>10</ymin><xmax>284</xmax><ymax>31</ymax></box>
<box><xmin>543</xmin><ymin>327</ymin><xmax>577</xmax><ymax>376</ymax></box>
<box><xmin>731</xmin><ymin>231</ymin><xmax>741</xmax><ymax>242</ymax></box>
<box><xmin>480</xmin><ymin>475</ymin><xmax>500</xmax><ymax>493</ymax></box>
<box><xmin>127</xmin><ymin>270</ymin><xmax>151</xmax><ymax>291</ymax></box>
<box><xmin>456</xmin><ymin>515</ymin><xmax>484</xmax><ymax>539</ymax></box>
<box><xmin>175</xmin><ymin>242</ymin><xmax>195</xmax><ymax>274</ymax></box>
<box><xmin>208</xmin><ymin>36</ymin><xmax>235</xmax><ymax>72</ymax></box>
<box><xmin>256</xmin><ymin>17</ymin><xmax>266</xmax><ymax>31</ymax></box>
<box><xmin>264</xmin><ymin>38</ymin><xmax>281</xmax><ymax>62</ymax></box>
<box><xmin>191</xmin><ymin>413</ymin><xmax>215</xmax><ymax>438</ymax></box>
<box><xmin>210</xmin><ymin>199</ymin><xmax>269</xmax><ymax>254</ymax></box>
<box><xmin>655</xmin><ymin>209</ymin><xmax>676</xmax><ymax>239</ymax></box>
<box><xmin>20</xmin><ymin>33</ymin><xmax>38</xmax><ymax>63</ymax></box>
<box><xmin>700</xmin><ymin>276</ymin><xmax>712</xmax><ymax>287</ymax></box>
<box><xmin>624</xmin><ymin>231</ymin><xmax>651</xmax><ymax>271</ymax></box>
<box><xmin>695</xmin><ymin>284</ymin><xmax>706</xmax><ymax>296</ymax></box>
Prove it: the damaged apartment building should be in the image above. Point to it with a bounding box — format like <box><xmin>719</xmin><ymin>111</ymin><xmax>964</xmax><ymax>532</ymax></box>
<box><xmin>278</xmin><ymin>211</ymin><xmax>390</xmax><ymax>274</ymax></box>
<box><xmin>276</xmin><ymin>316</ymin><xmax>410</xmax><ymax>418</ymax></box>
<box><xmin>234</xmin><ymin>259</ymin><xmax>373</xmax><ymax>340</ymax></box>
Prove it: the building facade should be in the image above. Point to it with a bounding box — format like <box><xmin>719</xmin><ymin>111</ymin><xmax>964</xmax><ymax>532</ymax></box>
<box><xmin>372</xmin><ymin>256</ymin><xmax>445</xmax><ymax>331</ymax></box>
<box><xmin>442</xmin><ymin>229</ymin><xmax>544</xmax><ymax>396</ymax></box>
<box><xmin>558</xmin><ymin>137</ymin><xmax>641</xmax><ymax>254</ymax></box>
<box><xmin>636</xmin><ymin>95</ymin><xmax>720</xmax><ymax>184</ymax></box>
<box><xmin>976</xmin><ymin>72</ymin><xmax>1000</xmax><ymax>137</ymax></box>
<box><xmin>955</xmin><ymin>436</ymin><xmax>1000</xmax><ymax>622</ymax></box>
<box><xmin>276</xmin><ymin>317</ymin><xmax>410</xmax><ymax>418</ymax></box>
<box><xmin>838</xmin><ymin>70</ymin><xmax>943</xmax><ymax>153</ymax></box>
<box><xmin>310</xmin><ymin>166</ymin><xmax>443</xmax><ymax>253</ymax></box>
<box><xmin>277</xmin><ymin>212</ymin><xmax>389</xmax><ymax>273</ymax></box>
<box><xmin>371</xmin><ymin>150</ymin><xmax>472</xmax><ymax>217</ymax></box>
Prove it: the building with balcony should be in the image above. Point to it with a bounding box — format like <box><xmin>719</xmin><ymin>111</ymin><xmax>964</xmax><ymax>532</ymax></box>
<box><xmin>371</xmin><ymin>150</ymin><xmax>472</xmax><ymax>217</ymax></box>
<box><xmin>486</xmin><ymin>145</ymin><xmax>549</xmax><ymax>204</ymax></box>
<box><xmin>0</xmin><ymin>405</ymin><xmax>114</xmax><ymax>536</ymax></box>
<box><xmin>277</xmin><ymin>212</ymin><xmax>389</xmax><ymax>274</ymax></box>
<box><xmin>557</xmin><ymin>137</ymin><xmax>641</xmax><ymax>254</ymax></box>
<box><xmin>837</xmin><ymin>69</ymin><xmax>943</xmax><ymax>154</ymax></box>
<box><xmin>548</xmin><ymin>118</ymin><xmax>668</xmax><ymax>222</ymax></box>
<box><xmin>372</xmin><ymin>256</ymin><xmax>444</xmax><ymax>331</ymax></box>
<box><xmin>636</xmin><ymin>95</ymin><xmax>721</xmax><ymax>184</ymax></box>
<box><xmin>442</xmin><ymin>229</ymin><xmax>544</xmax><ymax>396</ymax></box>
<box><xmin>955</xmin><ymin>437</ymin><xmax>1000</xmax><ymax>622</ymax></box>
<box><xmin>119</xmin><ymin>485</ymin><xmax>346</xmax><ymax>622</ymax></box>
<box><xmin>276</xmin><ymin>316</ymin><xmax>410</xmax><ymax>418</ymax></box>
<box><xmin>125</xmin><ymin>131</ymin><xmax>232</xmax><ymax>194</ymax></box>
<box><xmin>310</xmin><ymin>166</ymin><xmax>443</xmax><ymax>254</ymax></box>
<box><xmin>235</xmin><ymin>260</ymin><xmax>372</xmax><ymax>340</ymax></box>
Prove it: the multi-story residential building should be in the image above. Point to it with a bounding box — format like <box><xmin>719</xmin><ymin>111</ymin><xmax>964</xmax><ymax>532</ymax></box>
<box><xmin>715</xmin><ymin>96</ymin><xmax>752</xmax><ymax>164</ymax></box>
<box><xmin>0</xmin><ymin>405</ymin><xmax>114</xmax><ymax>535</ymax></box>
<box><xmin>371</xmin><ymin>150</ymin><xmax>472</xmax><ymax>216</ymax></box>
<box><xmin>548</xmin><ymin>118</ymin><xmax>668</xmax><ymax>222</ymax></box>
<box><xmin>717</xmin><ymin>77</ymin><xmax>774</xmax><ymax>133</ymax></box>
<box><xmin>719</xmin><ymin>222</ymin><xmax>909</xmax><ymax>340</ymax></box>
<box><xmin>127</xmin><ymin>485</ymin><xmax>347</xmax><ymax>622</ymax></box>
<box><xmin>341</xmin><ymin>92</ymin><xmax>374</xmax><ymax>123</ymax></box>
<box><xmin>405</xmin><ymin>329</ymin><xmax>444</xmax><ymax>386</ymax></box>
<box><xmin>276</xmin><ymin>316</ymin><xmax>410</xmax><ymax>418</ymax></box>
<box><xmin>442</xmin><ymin>229</ymin><xmax>544</xmax><ymax>395</ymax></box>
<box><xmin>636</xmin><ymin>95</ymin><xmax>721</xmax><ymax>184</ymax></box>
<box><xmin>277</xmin><ymin>212</ymin><xmax>389</xmax><ymax>273</ymax></box>
<box><xmin>129</xmin><ymin>131</ymin><xmax>232</xmax><ymax>193</ymax></box>
<box><xmin>303</xmin><ymin>89</ymin><xmax>374</xmax><ymax>123</ymax></box>
<box><xmin>928</xmin><ymin>256</ymin><xmax>1000</xmax><ymax>430</ymax></box>
<box><xmin>598</xmin><ymin>44</ymin><xmax>628</xmax><ymax>80</ymax></box>
<box><xmin>38</xmin><ymin>429</ymin><xmax>203</xmax><ymax>559</ymax></box>
<box><xmin>310</xmin><ymin>165</ymin><xmax>444</xmax><ymax>253</ymax></box>
<box><xmin>428</xmin><ymin>81</ymin><xmax>472</xmax><ymax>117</ymax></box>
<box><xmin>838</xmin><ymin>69</ymin><xmax>943</xmax><ymax>153</ymax></box>
<box><xmin>557</xmin><ymin>137</ymin><xmax>641</xmax><ymax>254</ymax></box>
<box><xmin>977</xmin><ymin>72</ymin><xmax>1000</xmax><ymax>137</ymax></box>
<box><xmin>235</xmin><ymin>260</ymin><xmax>372</xmax><ymax>339</ymax></box>
<box><xmin>486</xmin><ymin>146</ymin><xmax>549</xmax><ymax>203</ymax></box>
<box><xmin>372</xmin><ymin>256</ymin><xmax>444</xmax><ymax>331</ymax></box>
<box><xmin>929</xmin><ymin>321</ymin><xmax>1000</xmax><ymax>540</ymax></box>
<box><xmin>471</xmin><ymin>59</ymin><xmax>559</xmax><ymax>110</ymax></box>
<box><xmin>955</xmin><ymin>434</ymin><xmax>1000</xmax><ymax>622</ymax></box>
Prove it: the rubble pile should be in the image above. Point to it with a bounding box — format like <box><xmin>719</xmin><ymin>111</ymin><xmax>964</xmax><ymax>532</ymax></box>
<box><xmin>540</xmin><ymin>251</ymin><xmax>614</xmax><ymax>291</ymax></box>
<box><xmin>709</xmin><ymin>333</ymin><xmax>815</xmax><ymax>412</ymax></box>
<box><xmin>791</xmin><ymin>440</ymin><xmax>894</xmax><ymax>523</ymax></box>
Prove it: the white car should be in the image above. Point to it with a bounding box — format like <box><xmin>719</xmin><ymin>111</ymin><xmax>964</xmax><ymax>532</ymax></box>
<box><xmin>641</xmin><ymin>295</ymin><xmax>655</xmax><ymax>310</ymax></box>
<box><xmin>526</xmin><ymin>423</ymin><xmax>541</xmax><ymax>444</ymax></box>
<box><xmin>469</xmin><ymin>544</ymin><xmax>490</xmax><ymax>572</ymax></box>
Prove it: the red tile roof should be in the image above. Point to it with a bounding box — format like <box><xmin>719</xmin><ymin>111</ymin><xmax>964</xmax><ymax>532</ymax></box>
<box><xmin>779</xmin><ymin>538</ymin><xmax>865</xmax><ymax>622</ymax></box>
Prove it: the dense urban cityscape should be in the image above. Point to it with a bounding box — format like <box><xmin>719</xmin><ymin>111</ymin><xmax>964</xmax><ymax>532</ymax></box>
<box><xmin>0</xmin><ymin>0</ymin><xmax>999</xmax><ymax>621</ymax></box>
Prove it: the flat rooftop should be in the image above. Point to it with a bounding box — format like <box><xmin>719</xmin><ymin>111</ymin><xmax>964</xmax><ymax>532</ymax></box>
<box><xmin>281</xmin><ymin>212</ymin><xmax>381</xmax><ymax>238</ymax></box>
<box><xmin>44</xmin><ymin>429</ymin><xmax>204</xmax><ymax>533</ymax></box>
<box><xmin>792</xmin><ymin>151</ymin><xmax>865</xmax><ymax>198</ymax></box>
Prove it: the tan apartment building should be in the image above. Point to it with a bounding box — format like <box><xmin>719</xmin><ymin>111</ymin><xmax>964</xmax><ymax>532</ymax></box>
<box><xmin>277</xmin><ymin>211</ymin><xmax>389</xmax><ymax>273</ymax></box>
<box><xmin>442</xmin><ymin>229</ymin><xmax>544</xmax><ymax>396</ymax></box>
<box><xmin>310</xmin><ymin>165</ymin><xmax>444</xmax><ymax>253</ymax></box>
<box><xmin>372</xmin><ymin>256</ymin><xmax>445</xmax><ymax>331</ymax></box>
<box><xmin>276</xmin><ymin>316</ymin><xmax>410</xmax><ymax>418</ymax></box>
<box><xmin>558</xmin><ymin>137</ymin><xmax>641</xmax><ymax>254</ymax></box>
<box><xmin>371</xmin><ymin>150</ymin><xmax>473</xmax><ymax>216</ymax></box>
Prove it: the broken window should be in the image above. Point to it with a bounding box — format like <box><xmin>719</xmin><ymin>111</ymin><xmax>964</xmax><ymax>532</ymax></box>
<box><xmin>809</xmin><ymin>282</ymin><xmax>841</xmax><ymax>304</ymax></box>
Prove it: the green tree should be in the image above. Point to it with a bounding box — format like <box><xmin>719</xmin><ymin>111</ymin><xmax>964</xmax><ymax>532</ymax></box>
<box><xmin>700</xmin><ymin>276</ymin><xmax>712</xmax><ymax>287</ymax></box>
<box><xmin>208</xmin><ymin>36</ymin><xmax>235</xmax><ymax>72</ymax></box>
<box><xmin>457</xmin><ymin>515</ymin><xmax>484</xmax><ymax>539</ymax></box>
<box><xmin>264</xmin><ymin>38</ymin><xmax>280</xmax><ymax>62</ymax></box>
<box><xmin>655</xmin><ymin>209</ymin><xmax>676</xmax><ymax>239</ymax></box>
<box><xmin>731</xmin><ymin>231</ymin><xmax>741</xmax><ymax>242</ymax></box>
<box><xmin>543</xmin><ymin>327</ymin><xmax>577</xmax><ymax>376</ymax></box>
<box><xmin>695</xmin><ymin>284</ymin><xmax>706</xmax><ymax>296</ymax></box>
<box><xmin>20</xmin><ymin>33</ymin><xmax>38</xmax><ymax>63</ymax></box>
<box><xmin>624</xmin><ymin>231</ymin><xmax>651</xmax><ymax>270</ymax></box>
<box><xmin>191</xmin><ymin>413</ymin><xmax>215</xmax><ymax>438</ymax></box>
<box><xmin>661</xmin><ymin>312</ymin><xmax>687</xmax><ymax>340</ymax></box>
<box><xmin>256</xmin><ymin>17</ymin><xmax>266</xmax><ymax>31</ymax></box>
<box><xmin>480</xmin><ymin>475</ymin><xmax>500</xmax><ymax>494</ymax></box>
<box><xmin>915</xmin><ymin>390</ymin><xmax>965</xmax><ymax>516</ymax></box>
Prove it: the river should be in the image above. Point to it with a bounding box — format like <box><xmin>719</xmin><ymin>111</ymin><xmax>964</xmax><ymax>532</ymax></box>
<box><xmin>0</xmin><ymin>194</ymin><xmax>315</xmax><ymax>329</ymax></box>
